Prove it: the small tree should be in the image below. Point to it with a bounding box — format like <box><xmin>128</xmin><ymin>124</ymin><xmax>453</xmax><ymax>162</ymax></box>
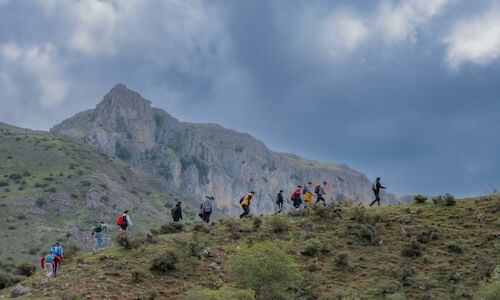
<box><xmin>444</xmin><ymin>193</ymin><xmax>456</xmax><ymax>206</ymax></box>
<box><xmin>413</xmin><ymin>195</ymin><xmax>427</xmax><ymax>204</ymax></box>
<box><xmin>226</xmin><ymin>242</ymin><xmax>300</xmax><ymax>299</ymax></box>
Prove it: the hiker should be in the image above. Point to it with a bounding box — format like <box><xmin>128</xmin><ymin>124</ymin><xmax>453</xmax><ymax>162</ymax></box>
<box><xmin>200</xmin><ymin>196</ymin><xmax>214</xmax><ymax>224</ymax></box>
<box><xmin>239</xmin><ymin>191</ymin><xmax>255</xmax><ymax>218</ymax></box>
<box><xmin>369</xmin><ymin>177</ymin><xmax>386</xmax><ymax>207</ymax></box>
<box><xmin>315</xmin><ymin>181</ymin><xmax>327</xmax><ymax>206</ymax></box>
<box><xmin>292</xmin><ymin>185</ymin><xmax>302</xmax><ymax>209</ymax></box>
<box><xmin>40</xmin><ymin>250</ymin><xmax>62</xmax><ymax>278</ymax></box>
<box><xmin>92</xmin><ymin>221</ymin><xmax>107</xmax><ymax>253</ymax></box>
<box><xmin>303</xmin><ymin>181</ymin><xmax>315</xmax><ymax>209</ymax></box>
<box><xmin>276</xmin><ymin>190</ymin><xmax>284</xmax><ymax>213</ymax></box>
<box><xmin>49</xmin><ymin>242</ymin><xmax>63</xmax><ymax>276</ymax></box>
<box><xmin>116</xmin><ymin>210</ymin><xmax>133</xmax><ymax>233</ymax></box>
<box><xmin>171</xmin><ymin>201</ymin><xmax>183</xmax><ymax>222</ymax></box>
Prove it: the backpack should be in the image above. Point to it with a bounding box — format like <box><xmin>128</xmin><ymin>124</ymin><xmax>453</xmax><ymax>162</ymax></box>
<box><xmin>372</xmin><ymin>182</ymin><xmax>377</xmax><ymax>192</ymax></box>
<box><xmin>314</xmin><ymin>185</ymin><xmax>321</xmax><ymax>194</ymax></box>
<box><xmin>202</xmin><ymin>200</ymin><xmax>212</xmax><ymax>212</ymax></box>
<box><xmin>302</xmin><ymin>187</ymin><xmax>307</xmax><ymax>195</ymax></box>
<box><xmin>170</xmin><ymin>208</ymin><xmax>176</xmax><ymax>219</ymax></box>
<box><xmin>116</xmin><ymin>215</ymin><xmax>127</xmax><ymax>226</ymax></box>
<box><xmin>94</xmin><ymin>224</ymin><xmax>102</xmax><ymax>233</ymax></box>
<box><xmin>45</xmin><ymin>254</ymin><xmax>54</xmax><ymax>263</ymax></box>
<box><xmin>51</xmin><ymin>245</ymin><xmax>62</xmax><ymax>257</ymax></box>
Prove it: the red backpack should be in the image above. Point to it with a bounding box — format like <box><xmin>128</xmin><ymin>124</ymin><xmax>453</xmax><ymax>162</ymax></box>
<box><xmin>116</xmin><ymin>215</ymin><xmax>124</xmax><ymax>225</ymax></box>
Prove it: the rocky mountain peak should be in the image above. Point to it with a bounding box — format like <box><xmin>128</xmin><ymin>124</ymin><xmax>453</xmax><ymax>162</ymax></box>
<box><xmin>96</xmin><ymin>84</ymin><xmax>152</xmax><ymax>115</ymax></box>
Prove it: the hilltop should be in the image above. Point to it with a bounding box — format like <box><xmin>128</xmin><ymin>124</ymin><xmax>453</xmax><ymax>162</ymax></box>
<box><xmin>51</xmin><ymin>84</ymin><xmax>399</xmax><ymax>216</ymax></box>
<box><xmin>2</xmin><ymin>195</ymin><xmax>498</xmax><ymax>299</ymax></box>
<box><xmin>0</xmin><ymin>123</ymin><xmax>221</xmax><ymax>267</ymax></box>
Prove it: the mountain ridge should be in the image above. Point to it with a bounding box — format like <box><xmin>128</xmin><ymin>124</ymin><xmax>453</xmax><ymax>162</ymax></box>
<box><xmin>51</xmin><ymin>84</ymin><xmax>396</xmax><ymax>215</ymax></box>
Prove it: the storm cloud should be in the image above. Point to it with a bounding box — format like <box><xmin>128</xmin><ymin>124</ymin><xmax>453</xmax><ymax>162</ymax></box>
<box><xmin>0</xmin><ymin>0</ymin><xmax>499</xmax><ymax>197</ymax></box>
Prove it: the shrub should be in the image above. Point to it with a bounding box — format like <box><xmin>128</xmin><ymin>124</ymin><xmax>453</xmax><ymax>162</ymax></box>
<box><xmin>268</xmin><ymin>217</ymin><xmax>288</xmax><ymax>234</ymax></box>
<box><xmin>80</xmin><ymin>180</ymin><xmax>91</xmax><ymax>187</ymax></box>
<box><xmin>15</xmin><ymin>262</ymin><xmax>36</xmax><ymax>277</ymax></box>
<box><xmin>9</xmin><ymin>173</ymin><xmax>21</xmax><ymax>180</ymax></box>
<box><xmin>0</xmin><ymin>272</ymin><xmax>23</xmax><ymax>289</ymax></box>
<box><xmin>253</xmin><ymin>218</ymin><xmax>262</xmax><ymax>229</ymax></box>
<box><xmin>446</xmin><ymin>243</ymin><xmax>463</xmax><ymax>254</ymax></box>
<box><xmin>301</xmin><ymin>238</ymin><xmax>329</xmax><ymax>256</ymax></box>
<box><xmin>416</xmin><ymin>225</ymin><xmax>440</xmax><ymax>243</ymax></box>
<box><xmin>150</xmin><ymin>251</ymin><xmax>179</xmax><ymax>273</ymax></box>
<box><xmin>401</xmin><ymin>240</ymin><xmax>422</xmax><ymax>258</ymax></box>
<box><xmin>347</xmin><ymin>223</ymin><xmax>384</xmax><ymax>245</ymax></box>
<box><xmin>46</xmin><ymin>187</ymin><xmax>57</xmax><ymax>193</ymax></box>
<box><xmin>34</xmin><ymin>182</ymin><xmax>48</xmax><ymax>188</ymax></box>
<box><xmin>130</xmin><ymin>269</ymin><xmax>147</xmax><ymax>283</ymax></box>
<box><xmin>22</xmin><ymin>171</ymin><xmax>31</xmax><ymax>177</ymax></box>
<box><xmin>184</xmin><ymin>285</ymin><xmax>255</xmax><ymax>300</ymax></box>
<box><xmin>0</xmin><ymin>181</ymin><xmax>9</xmax><ymax>187</ymax></box>
<box><xmin>313</xmin><ymin>204</ymin><xmax>342</xmax><ymax>219</ymax></box>
<box><xmin>444</xmin><ymin>193</ymin><xmax>456</xmax><ymax>206</ymax></box>
<box><xmin>63</xmin><ymin>244</ymin><xmax>81</xmax><ymax>260</ymax></box>
<box><xmin>159</xmin><ymin>222</ymin><xmax>184</xmax><ymax>234</ymax></box>
<box><xmin>334</xmin><ymin>252</ymin><xmax>350</xmax><ymax>271</ymax></box>
<box><xmin>226</xmin><ymin>242</ymin><xmax>300</xmax><ymax>299</ymax></box>
<box><xmin>115</xmin><ymin>234</ymin><xmax>146</xmax><ymax>250</ymax></box>
<box><xmin>225</xmin><ymin>219</ymin><xmax>243</xmax><ymax>239</ymax></box>
<box><xmin>413</xmin><ymin>195</ymin><xmax>427</xmax><ymax>204</ymax></box>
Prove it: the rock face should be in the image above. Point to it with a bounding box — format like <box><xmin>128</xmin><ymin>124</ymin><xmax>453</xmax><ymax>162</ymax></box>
<box><xmin>52</xmin><ymin>84</ymin><xmax>392</xmax><ymax>215</ymax></box>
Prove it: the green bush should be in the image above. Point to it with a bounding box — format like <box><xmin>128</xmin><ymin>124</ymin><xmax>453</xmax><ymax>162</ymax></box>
<box><xmin>416</xmin><ymin>225</ymin><xmax>440</xmax><ymax>243</ymax></box>
<box><xmin>9</xmin><ymin>173</ymin><xmax>21</xmax><ymax>180</ymax></box>
<box><xmin>150</xmin><ymin>251</ymin><xmax>179</xmax><ymax>273</ymax></box>
<box><xmin>401</xmin><ymin>240</ymin><xmax>422</xmax><ymax>258</ymax></box>
<box><xmin>159</xmin><ymin>222</ymin><xmax>184</xmax><ymax>234</ymax></box>
<box><xmin>80</xmin><ymin>180</ymin><xmax>91</xmax><ymax>187</ymax></box>
<box><xmin>15</xmin><ymin>262</ymin><xmax>36</xmax><ymax>277</ymax></box>
<box><xmin>0</xmin><ymin>181</ymin><xmax>8</xmax><ymax>187</ymax></box>
<box><xmin>444</xmin><ymin>193</ymin><xmax>456</xmax><ymax>206</ymax></box>
<box><xmin>0</xmin><ymin>272</ymin><xmax>23</xmax><ymax>289</ymax></box>
<box><xmin>334</xmin><ymin>252</ymin><xmax>350</xmax><ymax>271</ymax></box>
<box><xmin>226</xmin><ymin>241</ymin><xmax>300</xmax><ymax>300</ymax></box>
<box><xmin>447</xmin><ymin>243</ymin><xmax>463</xmax><ymax>254</ymax></box>
<box><xmin>301</xmin><ymin>238</ymin><xmax>329</xmax><ymax>256</ymax></box>
<box><xmin>184</xmin><ymin>285</ymin><xmax>255</xmax><ymax>300</ymax></box>
<box><xmin>268</xmin><ymin>217</ymin><xmax>288</xmax><ymax>234</ymax></box>
<box><xmin>22</xmin><ymin>171</ymin><xmax>31</xmax><ymax>177</ymax></box>
<box><xmin>115</xmin><ymin>234</ymin><xmax>146</xmax><ymax>250</ymax></box>
<box><xmin>413</xmin><ymin>194</ymin><xmax>427</xmax><ymax>204</ymax></box>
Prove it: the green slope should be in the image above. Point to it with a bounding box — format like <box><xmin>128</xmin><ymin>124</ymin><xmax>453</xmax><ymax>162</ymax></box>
<box><xmin>0</xmin><ymin>123</ymin><xmax>220</xmax><ymax>269</ymax></box>
<box><xmin>3</xmin><ymin>195</ymin><xmax>498</xmax><ymax>299</ymax></box>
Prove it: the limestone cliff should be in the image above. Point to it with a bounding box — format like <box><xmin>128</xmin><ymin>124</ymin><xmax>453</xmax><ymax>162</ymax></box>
<box><xmin>51</xmin><ymin>84</ymin><xmax>393</xmax><ymax>215</ymax></box>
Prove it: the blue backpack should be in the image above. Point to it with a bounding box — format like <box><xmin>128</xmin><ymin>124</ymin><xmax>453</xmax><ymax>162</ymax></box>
<box><xmin>50</xmin><ymin>245</ymin><xmax>62</xmax><ymax>257</ymax></box>
<box><xmin>45</xmin><ymin>254</ymin><xmax>54</xmax><ymax>263</ymax></box>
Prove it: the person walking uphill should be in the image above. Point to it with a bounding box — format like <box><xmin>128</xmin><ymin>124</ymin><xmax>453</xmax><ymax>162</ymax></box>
<box><xmin>40</xmin><ymin>251</ymin><xmax>62</xmax><ymax>279</ymax></box>
<box><xmin>276</xmin><ymin>190</ymin><xmax>284</xmax><ymax>213</ymax></box>
<box><xmin>369</xmin><ymin>177</ymin><xmax>386</xmax><ymax>207</ymax></box>
<box><xmin>49</xmin><ymin>242</ymin><xmax>63</xmax><ymax>276</ymax></box>
<box><xmin>200</xmin><ymin>196</ymin><xmax>214</xmax><ymax>224</ymax></box>
<box><xmin>292</xmin><ymin>186</ymin><xmax>302</xmax><ymax>209</ymax></box>
<box><xmin>116</xmin><ymin>210</ymin><xmax>133</xmax><ymax>235</ymax></box>
<box><xmin>239</xmin><ymin>191</ymin><xmax>255</xmax><ymax>218</ymax></box>
<box><xmin>303</xmin><ymin>182</ymin><xmax>315</xmax><ymax>209</ymax></box>
<box><xmin>92</xmin><ymin>221</ymin><xmax>107</xmax><ymax>253</ymax></box>
<box><xmin>171</xmin><ymin>201</ymin><xmax>183</xmax><ymax>222</ymax></box>
<box><xmin>315</xmin><ymin>182</ymin><xmax>328</xmax><ymax>206</ymax></box>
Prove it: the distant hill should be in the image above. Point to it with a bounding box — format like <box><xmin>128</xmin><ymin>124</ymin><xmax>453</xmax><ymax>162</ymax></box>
<box><xmin>2</xmin><ymin>195</ymin><xmax>498</xmax><ymax>299</ymax></box>
<box><xmin>51</xmin><ymin>84</ymin><xmax>398</xmax><ymax>216</ymax></box>
<box><xmin>0</xmin><ymin>122</ymin><xmax>220</xmax><ymax>267</ymax></box>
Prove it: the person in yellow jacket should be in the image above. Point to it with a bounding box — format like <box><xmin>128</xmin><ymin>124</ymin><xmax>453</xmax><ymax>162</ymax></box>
<box><xmin>303</xmin><ymin>181</ymin><xmax>315</xmax><ymax>209</ymax></box>
<box><xmin>239</xmin><ymin>191</ymin><xmax>255</xmax><ymax>218</ymax></box>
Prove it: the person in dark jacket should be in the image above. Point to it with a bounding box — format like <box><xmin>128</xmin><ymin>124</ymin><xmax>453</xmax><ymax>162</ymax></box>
<box><xmin>172</xmin><ymin>202</ymin><xmax>183</xmax><ymax>222</ymax></box>
<box><xmin>369</xmin><ymin>177</ymin><xmax>386</xmax><ymax>207</ymax></box>
<box><xmin>200</xmin><ymin>196</ymin><xmax>214</xmax><ymax>224</ymax></box>
<box><xmin>276</xmin><ymin>190</ymin><xmax>284</xmax><ymax>213</ymax></box>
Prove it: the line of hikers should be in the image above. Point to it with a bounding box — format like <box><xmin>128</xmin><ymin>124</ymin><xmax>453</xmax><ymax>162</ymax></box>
<box><xmin>39</xmin><ymin>177</ymin><xmax>386</xmax><ymax>278</ymax></box>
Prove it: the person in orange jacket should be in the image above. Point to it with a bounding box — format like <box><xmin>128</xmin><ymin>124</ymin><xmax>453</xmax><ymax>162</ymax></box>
<box><xmin>239</xmin><ymin>191</ymin><xmax>255</xmax><ymax>218</ymax></box>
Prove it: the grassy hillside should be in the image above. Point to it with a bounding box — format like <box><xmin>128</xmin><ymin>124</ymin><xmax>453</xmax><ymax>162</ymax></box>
<box><xmin>0</xmin><ymin>123</ymin><xmax>220</xmax><ymax>269</ymax></box>
<box><xmin>2</xmin><ymin>195</ymin><xmax>498</xmax><ymax>299</ymax></box>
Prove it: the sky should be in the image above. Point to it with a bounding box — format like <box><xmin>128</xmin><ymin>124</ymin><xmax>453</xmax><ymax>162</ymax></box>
<box><xmin>0</xmin><ymin>0</ymin><xmax>499</xmax><ymax>197</ymax></box>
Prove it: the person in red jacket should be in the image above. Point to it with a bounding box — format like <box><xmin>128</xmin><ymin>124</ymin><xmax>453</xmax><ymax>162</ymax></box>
<box><xmin>40</xmin><ymin>250</ymin><xmax>62</xmax><ymax>278</ymax></box>
<box><xmin>292</xmin><ymin>185</ymin><xmax>302</xmax><ymax>209</ymax></box>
